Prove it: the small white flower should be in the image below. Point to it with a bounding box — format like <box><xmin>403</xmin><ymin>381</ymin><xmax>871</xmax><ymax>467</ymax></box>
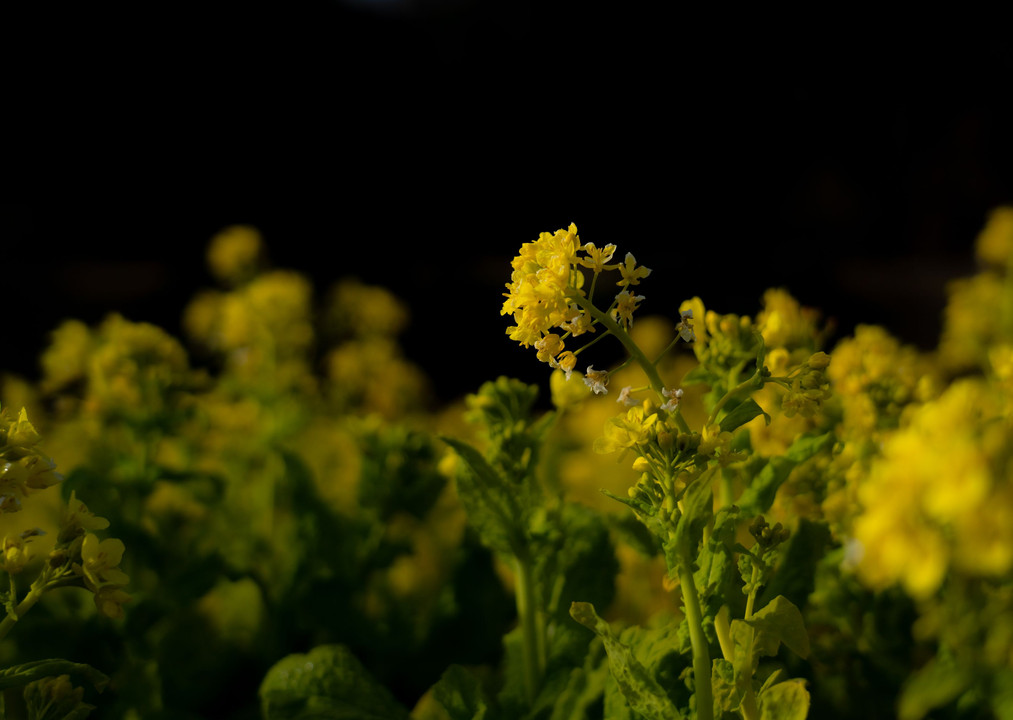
<box><xmin>676</xmin><ymin>309</ymin><xmax>695</xmax><ymax>343</ymax></box>
<box><xmin>583</xmin><ymin>366</ymin><xmax>609</xmax><ymax>395</ymax></box>
<box><xmin>616</xmin><ymin>386</ymin><xmax>638</xmax><ymax>407</ymax></box>
<box><xmin>660</xmin><ymin>387</ymin><xmax>683</xmax><ymax>412</ymax></box>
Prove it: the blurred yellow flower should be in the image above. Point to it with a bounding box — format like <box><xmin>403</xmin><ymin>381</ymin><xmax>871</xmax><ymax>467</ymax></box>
<box><xmin>207</xmin><ymin>225</ymin><xmax>264</xmax><ymax>285</ymax></box>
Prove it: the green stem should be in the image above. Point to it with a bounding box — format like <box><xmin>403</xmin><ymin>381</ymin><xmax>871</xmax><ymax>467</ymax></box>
<box><xmin>514</xmin><ymin>554</ymin><xmax>543</xmax><ymax>706</ymax></box>
<box><xmin>0</xmin><ymin>582</ymin><xmax>46</xmax><ymax>643</ymax></box>
<box><xmin>677</xmin><ymin>540</ymin><xmax>713</xmax><ymax>720</ymax></box>
<box><xmin>706</xmin><ymin>371</ymin><xmax>762</xmax><ymax>428</ymax></box>
<box><xmin>740</xmin><ymin>564</ymin><xmax>762</xmax><ymax>720</ymax></box>
<box><xmin>571</xmin><ymin>294</ymin><xmax>691</xmax><ymax>433</ymax></box>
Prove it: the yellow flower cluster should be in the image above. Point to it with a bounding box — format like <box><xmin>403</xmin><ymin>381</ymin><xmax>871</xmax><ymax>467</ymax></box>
<box><xmin>41</xmin><ymin>315</ymin><xmax>190</xmax><ymax>422</ymax></box>
<box><xmin>0</xmin><ymin>406</ymin><xmax>62</xmax><ymax>513</ymax></box>
<box><xmin>938</xmin><ymin>207</ymin><xmax>1013</xmax><ymax>373</ymax></box>
<box><xmin>502</xmin><ymin>223</ymin><xmax>651</xmax><ymax>379</ymax></box>
<box><xmin>852</xmin><ymin>379</ymin><xmax>1013</xmax><ymax>600</ymax></box>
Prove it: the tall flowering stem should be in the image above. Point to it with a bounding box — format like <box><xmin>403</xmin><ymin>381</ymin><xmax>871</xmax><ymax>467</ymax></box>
<box><xmin>569</xmin><ymin>293</ymin><xmax>691</xmax><ymax>434</ymax></box>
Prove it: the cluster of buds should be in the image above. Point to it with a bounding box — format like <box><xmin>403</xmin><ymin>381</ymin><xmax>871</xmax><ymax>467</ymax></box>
<box><xmin>0</xmin><ymin>406</ymin><xmax>62</xmax><ymax>513</ymax></box>
<box><xmin>782</xmin><ymin>352</ymin><xmax>832</xmax><ymax>418</ymax></box>
<box><xmin>24</xmin><ymin>673</ymin><xmax>96</xmax><ymax>720</ymax></box>
<box><xmin>749</xmin><ymin>515</ymin><xmax>791</xmax><ymax>551</ymax></box>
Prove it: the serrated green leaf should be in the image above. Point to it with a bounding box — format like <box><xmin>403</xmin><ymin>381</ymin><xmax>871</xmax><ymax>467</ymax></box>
<box><xmin>758</xmin><ymin>679</ymin><xmax>810</xmax><ymax>720</ymax></box>
<box><xmin>442</xmin><ymin>436</ymin><xmax>524</xmax><ymax>556</ymax></box>
<box><xmin>432</xmin><ymin>665</ymin><xmax>498</xmax><ymax>720</ymax></box>
<box><xmin>569</xmin><ymin>603</ymin><xmax>683</xmax><ymax>720</ymax></box>
<box><xmin>711</xmin><ymin>658</ymin><xmax>741</xmax><ymax>715</ymax></box>
<box><xmin>259</xmin><ymin>644</ymin><xmax>409</xmax><ymax>720</ymax></box>
<box><xmin>547</xmin><ymin>638</ymin><xmax>609</xmax><ymax>720</ymax></box>
<box><xmin>718</xmin><ymin>399</ymin><xmax>770</xmax><ymax>434</ymax></box>
<box><xmin>0</xmin><ymin>660</ymin><xmax>109</xmax><ymax>693</ymax></box>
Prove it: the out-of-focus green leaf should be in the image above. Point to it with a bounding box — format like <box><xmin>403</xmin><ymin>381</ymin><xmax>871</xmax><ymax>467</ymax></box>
<box><xmin>569</xmin><ymin>602</ymin><xmax>683</xmax><ymax>720</ymax></box>
<box><xmin>757</xmin><ymin>518</ymin><xmax>831</xmax><ymax>611</ymax></box>
<box><xmin>0</xmin><ymin>660</ymin><xmax>109</xmax><ymax>693</ymax></box>
<box><xmin>736</xmin><ymin>432</ymin><xmax>832</xmax><ymax>516</ymax></box>
<box><xmin>356</xmin><ymin>425</ymin><xmax>446</xmax><ymax>521</ymax></box>
<box><xmin>757</xmin><ymin>678</ymin><xmax>810</xmax><ymax>720</ymax></box>
<box><xmin>897</xmin><ymin>654</ymin><xmax>973</xmax><ymax>720</ymax></box>
<box><xmin>431</xmin><ymin>665</ymin><xmax>499</xmax><ymax>720</ymax></box>
<box><xmin>442</xmin><ymin>437</ymin><xmax>524</xmax><ymax>556</ymax></box>
<box><xmin>259</xmin><ymin>644</ymin><xmax>409</xmax><ymax>720</ymax></box>
<box><xmin>546</xmin><ymin>638</ymin><xmax>609</xmax><ymax>720</ymax></box>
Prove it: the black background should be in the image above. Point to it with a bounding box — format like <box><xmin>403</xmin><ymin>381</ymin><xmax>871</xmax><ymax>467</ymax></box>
<box><xmin>5</xmin><ymin>5</ymin><xmax>1013</xmax><ymax>404</ymax></box>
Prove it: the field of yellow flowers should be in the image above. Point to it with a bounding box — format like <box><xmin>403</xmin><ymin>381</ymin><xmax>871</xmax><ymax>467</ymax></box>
<box><xmin>3</xmin><ymin>211</ymin><xmax>1013</xmax><ymax>719</ymax></box>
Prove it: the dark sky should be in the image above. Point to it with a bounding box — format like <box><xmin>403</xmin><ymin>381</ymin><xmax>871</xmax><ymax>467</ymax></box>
<box><xmin>5</xmin><ymin>7</ymin><xmax>1013</xmax><ymax>403</ymax></box>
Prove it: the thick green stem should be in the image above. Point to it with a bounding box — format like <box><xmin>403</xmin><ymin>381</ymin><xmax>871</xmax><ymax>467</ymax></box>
<box><xmin>515</xmin><ymin>554</ymin><xmax>544</xmax><ymax>705</ymax></box>
<box><xmin>678</xmin><ymin>543</ymin><xmax>713</xmax><ymax>720</ymax></box>
<box><xmin>0</xmin><ymin>583</ymin><xmax>45</xmax><ymax>643</ymax></box>
<box><xmin>571</xmin><ymin>294</ymin><xmax>691</xmax><ymax>433</ymax></box>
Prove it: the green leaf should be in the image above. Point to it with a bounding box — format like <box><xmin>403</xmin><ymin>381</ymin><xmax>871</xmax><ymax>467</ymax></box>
<box><xmin>672</xmin><ymin>467</ymin><xmax>717</xmax><ymax>568</ymax></box>
<box><xmin>711</xmin><ymin>658</ymin><xmax>741</xmax><ymax>716</ymax></box>
<box><xmin>735</xmin><ymin>457</ymin><xmax>794</xmax><ymax>517</ymax></box>
<box><xmin>431</xmin><ymin>665</ymin><xmax>498</xmax><ymax>720</ymax></box>
<box><xmin>442</xmin><ymin>437</ymin><xmax>525</xmax><ymax>556</ymax></box>
<box><xmin>547</xmin><ymin>638</ymin><xmax>610</xmax><ymax>720</ymax></box>
<box><xmin>784</xmin><ymin>431</ymin><xmax>834</xmax><ymax>463</ymax></box>
<box><xmin>736</xmin><ymin>432</ymin><xmax>833</xmax><ymax>516</ymax></box>
<box><xmin>569</xmin><ymin>603</ymin><xmax>683</xmax><ymax>720</ymax></box>
<box><xmin>680</xmin><ymin>364</ymin><xmax>721</xmax><ymax>388</ymax></box>
<box><xmin>758</xmin><ymin>679</ymin><xmax>810</xmax><ymax>720</ymax></box>
<box><xmin>718</xmin><ymin>399</ymin><xmax>770</xmax><ymax>434</ymax></box>
<box><xmin>259</xmin><ymin>644</ymin><xmax>409</xmax><ymax>720</ymax></box>
<box><xmin>0</xmin><ymin>660</ymin><xmax>109</xmax><ymax>693</ymax></box>
<box><xmin>897</xmin><ymin>654</ymin><xmax>973</xmax><ymax>720</ymax></box>
<box><xmin>757</xmin><ymin>518</ymin><xmax>831</xmax><ymax>611</ymax></box>
<box><xmin>743</xmin><ymin>596</ymin><xmax>810</xmax><ymax>660</ymax></box>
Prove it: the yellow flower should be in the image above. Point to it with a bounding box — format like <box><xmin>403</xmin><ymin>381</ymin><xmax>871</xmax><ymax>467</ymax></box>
<box><xmin>975</xmin><ymin>205</ymin><xmax>1013</xmax><ymax>269</ymax></box>
<box><xmin>612</xmin><ymin>291</ymin><xmax>645</xmax><ymax>330</ymax></box>
<box><xmin>593</xmin><ymin>405</ymin><xmax>658</xmax><ymax>454</ymax></box>
<box><xmin>39</xmin><ymin>320</ymin><xmax>93</xmax><ymax>394</ymax></box>
<box><xmin>756</xmin><ymin>288</ymin><xmax>822</xmax><ymax>351</ymax></box>
<box><xmin>534</xmin><ymin>333</ymin><xmax>565</xmax><ymax>364</ymax></box>
<box><xmin>616</xmin><ymin>253</ymin><xmax>651</xmax><ymax>288</ymax></box>
<box><xmin>556</xmin><ymin>351</ymin><xmax>578</xmax><ymax>379</ymax></box>
<box><xmin>578</xmin><ymin>242</ymin><xmax>617</xmax><ymax>274</ymax></box>
<box><xmin>77</xmin><ymin>534</ymin><xmax>130</xmax><ymax>591</ymax></box>
<box><xmin>207</xmin><ymin>225</ymin><xmax>264</xmax><ymax>285</ymax></box>
<box><xmin>0</xmin><ymin>534</ymin><xmax>31</xmax><ymax>574</ymax></box>
<box><xmin>59</xmin><ymin>491</ymin><xmax>111</xmax><ymax>543</ymax></box>
<box><xmin>550</xmin><ymin>369</ymin><xmax>588</xmax><ymax>409</ymax></box>
<box><xmin>93</xmin><ymin>585</ymin><xmax>131</xmax><ymax>619</ymax></box>
<box><xmin>502</xmin><ymin>224</ymin><xmax>586</xmax><ymax>348</ymax></box>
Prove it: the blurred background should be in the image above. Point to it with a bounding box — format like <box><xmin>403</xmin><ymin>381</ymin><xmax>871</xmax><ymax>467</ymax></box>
<box><xmin>5</xmin><ymin>5</ymin><xmax>1013</xmax><ymax>404</ymax></box>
